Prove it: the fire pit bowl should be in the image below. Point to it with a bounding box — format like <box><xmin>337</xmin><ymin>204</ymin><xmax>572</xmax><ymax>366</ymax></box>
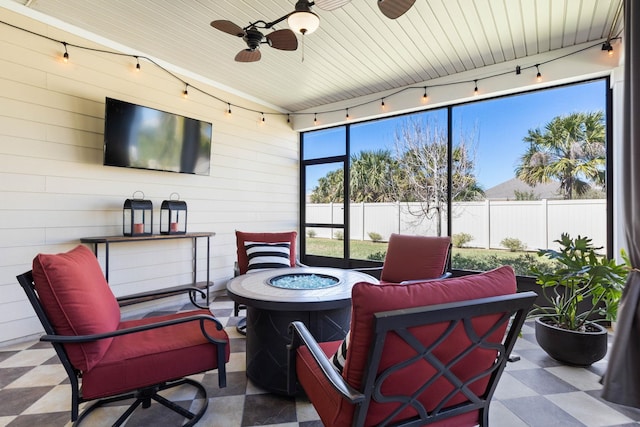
<box><xmin>267</xmin><ymin>273</ymin><xmax>340</xmax><ymax>290</ymax></box>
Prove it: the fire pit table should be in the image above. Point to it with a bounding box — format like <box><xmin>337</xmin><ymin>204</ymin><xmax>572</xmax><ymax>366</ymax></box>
<box><xmin>225</xmin><ymin>266</ymin><xmax>377</xmax><ymax>395</ymax></box>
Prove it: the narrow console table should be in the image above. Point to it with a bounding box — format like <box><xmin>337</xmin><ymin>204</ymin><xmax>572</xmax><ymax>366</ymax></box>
<box><xmin>81</xmin><ymin>232</ymin><xmax>215</xmax><ymax>306</ymax></box>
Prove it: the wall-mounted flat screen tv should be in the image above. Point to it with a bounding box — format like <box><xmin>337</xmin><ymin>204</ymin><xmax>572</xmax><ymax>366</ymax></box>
<box><xmin>103</xmin><ymin>97</ymin><xmax>212</xmax><ymax>175</ymax></box>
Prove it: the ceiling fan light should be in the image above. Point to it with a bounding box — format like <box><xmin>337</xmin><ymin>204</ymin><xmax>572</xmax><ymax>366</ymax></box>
<box><xmin>288</xmin><ymin>10</ymin><xmax>320</xmax><ymax>35</ymax></box>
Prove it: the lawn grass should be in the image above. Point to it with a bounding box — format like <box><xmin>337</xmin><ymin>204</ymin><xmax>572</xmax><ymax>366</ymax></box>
<box><xmin>306</xmin><ymin>237</ymin><xmax>389</xmax><ymax>260</ymax></box>
<box><xmin>306</xmin><ymin>237</ymin><xmax>539</xmax><ymax>259</ymax></box>
<box><xmin>305</xmin><ymin>237</ymin><xmax>556</xmax><ymax>276</ymax></box>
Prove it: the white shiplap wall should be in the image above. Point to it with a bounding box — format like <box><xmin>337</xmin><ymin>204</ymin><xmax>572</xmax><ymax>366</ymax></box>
<box><xmin>0</xmin><ymin>10</ymin><xmax>299</xmax><ymax>344</ymax></box>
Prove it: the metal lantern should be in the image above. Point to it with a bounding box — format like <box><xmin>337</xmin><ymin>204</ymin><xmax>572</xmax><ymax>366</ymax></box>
<box><xmin>160</xmin><ymin>193</ymin><xmax>187</xmax><ymax>235</ymax></box>
<box><xmin>123</xmin><ymin>191</ymin><xmax>153</xmax><ymax>236</ymax></box>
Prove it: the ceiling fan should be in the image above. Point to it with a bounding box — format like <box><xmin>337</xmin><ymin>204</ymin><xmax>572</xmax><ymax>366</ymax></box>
<box><xmin>210</xmin><ymin>19</ymin><xmax>298</xmax><ymax>62</ymax></box>
<box><xmin>307</xmin><ymin>0</ymin><xmax>417</xmax><ymax>19</ymax></box>
<box><xmin>210</xmin><ymin>0</ymin><xmax>417</xmax><ymax>62</ymax></box>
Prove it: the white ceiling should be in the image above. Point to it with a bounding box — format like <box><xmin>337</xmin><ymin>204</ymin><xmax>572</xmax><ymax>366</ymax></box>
<box><xmin>9</xmin><ymin>0</ymin><xmax>624</xmax><ymax>112</ymax></box>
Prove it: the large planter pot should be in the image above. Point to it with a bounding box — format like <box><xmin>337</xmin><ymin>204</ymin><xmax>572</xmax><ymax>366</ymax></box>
<box><xmin>534</xmin><ymin>317</ymin><xmax>608</xmax><ymax>366</ymax></box>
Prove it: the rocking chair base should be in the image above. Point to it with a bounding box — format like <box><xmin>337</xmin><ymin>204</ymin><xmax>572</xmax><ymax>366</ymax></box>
<box><xmin>74</xmin><ymin>378</ymin><xmax>208</xmax><ymax>427</ymax></box>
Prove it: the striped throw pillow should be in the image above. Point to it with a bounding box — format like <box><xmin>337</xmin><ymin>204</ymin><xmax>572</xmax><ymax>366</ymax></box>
<box><xmin>245</xmin><ymin>241</ymin><xmax>291</xmax><ymax>272</ymax></box>
<box><xmin>331</xmin><ymin>331</ymin><xmax>350</xmax><ymax>373</ymax></box>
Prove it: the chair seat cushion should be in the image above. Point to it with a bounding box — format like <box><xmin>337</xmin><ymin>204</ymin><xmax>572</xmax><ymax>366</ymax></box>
<box><xmin>32</xmin><ymin>245</ymin><xmax>121</xmax><ymax>372</ymax></box>
<box><xmin>296</xmin><ymin>341</ymin><xmax>343</xmax><ymax>426</ymax></box>
<box><xmin>81</xmin><ymin>309</ymin><xmax>230</xmax><ymax>400</ymax></box>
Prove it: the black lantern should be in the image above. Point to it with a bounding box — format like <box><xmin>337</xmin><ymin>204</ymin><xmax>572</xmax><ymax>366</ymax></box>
<box><xmin>123</xmin><ymin>191</ymin><xmax>153</xmax><ymax>236</ymax></box>
<box><xmin>160</xmin><ymin>193</ymin><xmax>187</xmax><ymax>235</ymax></box>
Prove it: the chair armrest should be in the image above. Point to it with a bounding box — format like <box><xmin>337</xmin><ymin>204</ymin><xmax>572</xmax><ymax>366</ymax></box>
<box><xmin>234</xmin><ymin>261</ymin><xmax>240</xmax><ymax>277</ymax></box>
<box><xmin>40</xmin><ymin>314</ymin><xmax>227</xmax><ymax>346</ymax></box>
<box><xmin>350</xmin><ymin>266</ymin><xmax>382</xmax><ymax>273</ymax></box>
<box><xmin>398</xmin><ymin>271</ymin><xmax>452</xmax><ymax>285</ymax></box>
<box><xmin>117</xmin><ymin>286</ymin><xmax>208</xmax><ymax>308</ymax></box>
<box><xmin>287</xmin><ymin>321</ymin><xmax>365</xmax><ymax>403</ymax></box>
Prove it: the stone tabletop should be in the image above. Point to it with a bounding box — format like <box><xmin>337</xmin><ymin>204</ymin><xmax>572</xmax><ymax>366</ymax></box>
<box><xmin>226</xmin><ymin>267</ymin><xmax>377</xmax><ymax>306</ymax></box>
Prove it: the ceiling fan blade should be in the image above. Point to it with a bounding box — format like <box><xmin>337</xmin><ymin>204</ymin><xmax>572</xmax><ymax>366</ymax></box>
<box><xmin>314</xmin><ymin>0</ymin><xmax>352</xmax><ymax>11</ymax></box>
<box><xmin>267</xmin><ymin>29</ymin><xmax>298</xmax><ymax>51</ymax></box>
<box><xmin>211</xmin><ymin>20</ymin><xmax>245</xmax><ymax>37</ymax></box>
<box><xmin>378</xmin><ymin>0</ymin><xmax>416</xmax><ymax>19</ymax></box>
<box><xmin>235</xmin><ymin>49</ymin><xmax>261</xmax><ymax>62</ymax></box>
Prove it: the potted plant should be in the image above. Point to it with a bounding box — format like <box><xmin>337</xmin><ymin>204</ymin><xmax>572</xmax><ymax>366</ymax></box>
<box><xmin>529</xmin><ymin>233</ymin><xmax>628</xmax><ymax>366</ymax></box>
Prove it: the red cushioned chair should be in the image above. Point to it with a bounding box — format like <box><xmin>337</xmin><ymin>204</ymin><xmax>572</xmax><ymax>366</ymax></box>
<box><xmin>360</xmin><ymin>233</ymin><xmax>452</xmax><ymax>284</ymax></box>
<box><xmin>287</xmin><ymin>266</ymin><xmax>536</xmax><ymax>427</ymax></box>
<box><xmin>233</xmin><ymin>230</ymin><xmax>301</xmax><ymax>334</ymax></box>
<box><xmin>16</xmin><ymin>245</ymin><xmax>229</xmax><ymax>426</ymax></box>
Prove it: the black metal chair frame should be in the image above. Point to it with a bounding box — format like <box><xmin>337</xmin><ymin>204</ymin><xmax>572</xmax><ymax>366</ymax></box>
<box><xmin>288</xmin><ymin>291</ymin><xmax>537</xmax><ymax>427</ymax></box>
<box><xmin>17</xmin><ymin>270</ymin><xmax>228</xmax><ymax>427</ymax></box>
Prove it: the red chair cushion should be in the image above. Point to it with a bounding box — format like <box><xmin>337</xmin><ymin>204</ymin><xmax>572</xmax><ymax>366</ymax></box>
<box><xmin>81</xmin><ymin>309</ymin><xmax>230</xmax><ymax>399</ymax></box>
<box><xmin>296</xmin><ymin>341</ymin><xmax>343</xmax><ymax>426</ymax></box>
<box><xmin>380</xmin><ymin>234</ymin><xmax>451</xmax><ymax>283</ymax></box>
<box><xmin>32</xmin><ymin>245</ymin><xmax>121</xmax><ymax>372</ymax></box>
<box><xmin>312</xmin><ymin>266</ymin><xmax>516</xmax><ymax>426</ymax></box>
<box><xmin>235</xmin><ymin>231</ymin><xmax>297</xmax><ymax>275</ymax></box>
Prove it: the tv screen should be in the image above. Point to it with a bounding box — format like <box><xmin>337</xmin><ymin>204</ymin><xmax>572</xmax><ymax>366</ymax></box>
<box><xmin>103</xmin><ymin>97</ymin><xmax>212</xmax><ymax>175</ymax></box>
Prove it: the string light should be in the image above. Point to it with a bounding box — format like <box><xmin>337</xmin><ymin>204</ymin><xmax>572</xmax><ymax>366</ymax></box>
<box><xmin>473</xmin><ymin>80</ymin><xmax>479</xmax><ymax>96</ymax></box>
<box><xmin>182</xmin><ymin>83</ymin><xmax>189</xmax><ymax>98</ymax></box>
<box><xmin>381</xmin><ymin>98</ymin><xmax>386</xmax><ymax>110</ymax></box>
<box><xmin>62</xmin><ymin>42</ymin><xmax>69</xmax><ymax>63</ymax></box>
<box><xmin>0</xmin><ymin>20</ymin><xmax>612</xmax><ymax>126</ymax></box>
<box><xmin>261</xmin><ymin>112</ymin><xmax>265</xmax><ymax>124</ymax></box>
<box><xmin>602</xmin><ymin>40</ymin><xmax>614</xmax><ymax>56</ymax></box>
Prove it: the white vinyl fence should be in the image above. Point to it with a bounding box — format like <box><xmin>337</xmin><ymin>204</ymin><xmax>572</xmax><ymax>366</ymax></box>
<box><xmin>306</xmin><ymin>199</ymin><xmax>606</xmax><ymax>251</ymax></box>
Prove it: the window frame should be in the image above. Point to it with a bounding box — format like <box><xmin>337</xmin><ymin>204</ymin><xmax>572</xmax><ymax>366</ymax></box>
<box><xmin>299</xmin><ymin>76</ymin><xmax>613</xmax><ymax>272</ymax></box>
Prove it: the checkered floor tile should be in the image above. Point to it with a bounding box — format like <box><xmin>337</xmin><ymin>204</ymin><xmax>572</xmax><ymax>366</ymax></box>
<box><xmin>1</xmin><ymin>295</ymin><xmax>638</xmax><ymax>426</ymax></box>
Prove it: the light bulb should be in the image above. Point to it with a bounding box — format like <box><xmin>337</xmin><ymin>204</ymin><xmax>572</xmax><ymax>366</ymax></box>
<box><xmin>62</xmin><ymin>42</ymin><xmax>69</xmax><ymax>63</ymax></box>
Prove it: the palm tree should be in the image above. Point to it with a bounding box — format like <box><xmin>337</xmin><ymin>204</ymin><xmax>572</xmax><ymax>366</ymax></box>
<box><xmin>349</xmin><ymin>150</ymin><xmax>401</xmax><ymax>202</ymax></box>
<box><xmin>515</xmin><ymin>111</ymin><xmax>605</xmax><ymax>199</ymax></box>
<box><xmin>310</xmin><ymin>150</ymin><xmax>402</xmax><ymax>203</ymax></box>
<box><xmin>310</xmin><ymin>169</ymin><xmax>343</xmax><ymax>203</ymax></box>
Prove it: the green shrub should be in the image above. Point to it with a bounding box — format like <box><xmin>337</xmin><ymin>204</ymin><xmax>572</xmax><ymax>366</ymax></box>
<box><xmin>452</xmin><ymin>232</ymin><xmax>473</xmax><ymax>248</ymax></box>
<box><xmin>452</xmin><ymin>252</ymin><xmax>558</xmax><ymax>277</ymax></box>
<box><xmin>367</xmin><ymin>250</ymin><xmax>386</xmax><ymax>261</ymax></box>
<box><xmin>501</xmin><ymin>237</ymin><xmax>526</xmax><ymax>252</ymax></box>
<box><xmin>306</xmin><ymin>229</ymin><xmax>317</xmax><ymax>238</ymax></box>
<box><xmin>368</xmin><ymin>232</ymin><xmax>383</xmax><ymax>242</ymax></box>
<box><xmin>334</xmin><ymin>230</ymin><xmax>344</xmax><ymax>240</ymax></box>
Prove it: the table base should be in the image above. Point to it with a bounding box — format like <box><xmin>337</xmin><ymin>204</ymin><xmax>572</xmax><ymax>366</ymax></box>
<box><xmin>245</xmin><ymin>305</ymin><xmax>350</xmax><ymax>395</ymax></box>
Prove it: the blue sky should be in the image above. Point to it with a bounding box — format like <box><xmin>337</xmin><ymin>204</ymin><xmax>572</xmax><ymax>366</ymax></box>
<box><xmin>304</xmin><ymin>79</ymin><xmax>607</xmax><ymax>193</ymax></box>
